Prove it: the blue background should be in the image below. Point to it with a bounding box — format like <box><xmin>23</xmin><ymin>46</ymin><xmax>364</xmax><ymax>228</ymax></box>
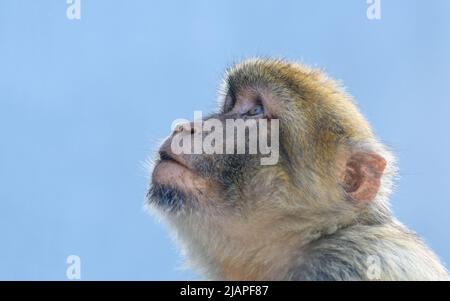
<box><xmin>0</xmin><ymin>0</ymin><xmax>449</xmax><ymax>280</ymax></box>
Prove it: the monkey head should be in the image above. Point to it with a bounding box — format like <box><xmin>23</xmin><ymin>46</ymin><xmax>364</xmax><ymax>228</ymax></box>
<box><xmin>147</xmin><ymin>59</ymin><xmax>395</xmax><ymax>279</ymax></box>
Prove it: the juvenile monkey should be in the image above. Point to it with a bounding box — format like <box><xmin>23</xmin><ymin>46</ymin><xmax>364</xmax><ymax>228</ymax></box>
<box><xmin>147</xmin><ymin>58</ymin><xmax>449</xmax><ymax>280</ymax></box>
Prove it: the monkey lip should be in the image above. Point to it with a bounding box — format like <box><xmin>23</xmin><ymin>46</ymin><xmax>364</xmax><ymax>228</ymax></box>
<box><xmin>158</xmin><ymin>150</ymin><xmax>190</xmax><ymax>170</ymax></box>
<box><xmin>152</xmin><ymin>150</ymin><xmax>193</xmax><ymax>186</ymax></box>
<box><xmin>152</xmin><ymin>150</ymin><xmax>216</xmax><ymax>196</ymax></box>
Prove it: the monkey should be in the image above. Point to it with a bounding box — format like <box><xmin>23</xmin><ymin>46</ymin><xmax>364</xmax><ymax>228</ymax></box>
<box><xmin>146</xmin><ymin>58</ymin><xmax>449</xmax><ymax>281</ymax></box>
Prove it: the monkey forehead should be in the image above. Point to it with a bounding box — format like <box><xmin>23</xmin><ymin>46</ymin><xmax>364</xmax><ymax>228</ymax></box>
<box><xmin>222</xmin><ymin>58</ymin><xmax>320</xmax><ymax>99</ymax></box>
<box><xmin>220</xmin><ymin>58</ymin><xmax>374</xmax><ymax>140</ymax></box>
<box><xmin>220</xmin><ymin>58</ymin><xmax>344</xmax><ymax>114</ymax></box>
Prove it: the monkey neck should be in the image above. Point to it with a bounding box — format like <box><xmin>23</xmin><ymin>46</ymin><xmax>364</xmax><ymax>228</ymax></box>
<box><xmin>217</xmin><ymin>231</ymin><xmax>303</xmax><ymax>281</ymax></box>
<box><xmin>200</xmin><ymin>214</ymin><xmax>351</xmax><ymax>280</ymax></box>
<box><xmin>215</xmin><ymin>219</ymin><xmax>382</xmax><ymax>280</ymax></box>
<box><xmin>179</xmin><ymin>202</ymin><xmax>391</xmax><ymax>280</ymax></box>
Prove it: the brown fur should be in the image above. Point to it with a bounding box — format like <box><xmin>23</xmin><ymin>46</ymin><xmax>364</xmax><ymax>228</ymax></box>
<box><xmin>147</xmin><ymin>58</ymin><xmax>449</xmax><ymax>280</ymax></box>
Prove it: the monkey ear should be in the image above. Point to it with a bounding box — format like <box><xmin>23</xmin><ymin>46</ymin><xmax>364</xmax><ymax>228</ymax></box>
<box><xmin>341</xmin><ymin>152</ymin><xmax>387</xmax><ymax>205</ymax></box>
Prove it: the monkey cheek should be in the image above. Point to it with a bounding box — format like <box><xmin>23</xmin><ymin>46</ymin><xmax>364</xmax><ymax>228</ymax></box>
<box><xmin>152</xmin><ymin>160</ymin><xmax>189</xmax><ymax>185</ymax></box>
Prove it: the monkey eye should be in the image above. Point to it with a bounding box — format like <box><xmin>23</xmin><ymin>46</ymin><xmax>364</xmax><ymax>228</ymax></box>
<box><xmin>245</xmin><ymin>105</ymin><xmax>264</xmax><ymax>117</ymax></box>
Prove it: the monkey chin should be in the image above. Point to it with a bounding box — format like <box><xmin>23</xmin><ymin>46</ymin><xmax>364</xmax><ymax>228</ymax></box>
<box><xmin>148</xmin><ymin>160</ymin><xmax>214</xmax><ymax>213</ymax></box>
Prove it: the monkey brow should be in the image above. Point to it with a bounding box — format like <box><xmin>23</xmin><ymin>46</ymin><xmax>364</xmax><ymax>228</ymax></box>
<box><xmin>222</xmin><ymin>90</ymin><xmax>237</xmax><ymax>113</ymax></box>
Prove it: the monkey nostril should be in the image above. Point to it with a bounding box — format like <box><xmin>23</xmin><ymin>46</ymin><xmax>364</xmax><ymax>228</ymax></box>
<box><xmin>174</xmin><ymin>122</ymin><xmax>196</xmax><ymax>135</ymax></box>
<box><xmin>174</xmin><ymin>124</ymin><xmax>186</xmax><ymax>134</ymax></box>
<box><xmin>159</xmin><ymin>150</ymin><xmax>174</xmax><ymax>162</ymax></box>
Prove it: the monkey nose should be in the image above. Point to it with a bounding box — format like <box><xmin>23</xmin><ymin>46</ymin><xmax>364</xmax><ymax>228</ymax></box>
<box><xmin>158</xmin><ymin>139</ymin><xmax>190</xmax><ymax>169</ymax></box>
<box><xmin>174</xmin><ymin>121</ymin><xmax>197</xmax><ymax>135</ymax></box>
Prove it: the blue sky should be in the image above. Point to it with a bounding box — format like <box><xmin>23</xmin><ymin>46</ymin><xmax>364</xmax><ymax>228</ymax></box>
<box><xmin>0</xmin><ymin>0</ymin><xmax>449</xmax><ymax>280</ymax></box>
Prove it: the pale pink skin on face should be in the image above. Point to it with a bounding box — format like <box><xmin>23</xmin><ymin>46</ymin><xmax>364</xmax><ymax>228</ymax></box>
<box><xmin>152</xmin><ymin>157</ymin><xmax>221</xmax><ymax>205</ymax></box>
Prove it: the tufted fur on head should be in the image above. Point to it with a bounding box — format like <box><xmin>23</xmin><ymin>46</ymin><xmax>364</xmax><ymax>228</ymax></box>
<box><xmin>147</xmin><ymin>58</ymin><xmax>449</xmax><ymax>280</ymax></box>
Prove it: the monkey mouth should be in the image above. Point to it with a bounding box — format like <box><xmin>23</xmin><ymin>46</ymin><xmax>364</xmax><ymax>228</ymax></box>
<box><xmin>158</xmin><ymin>150</ymin><xmax>189</xmax><ymax>170</ymax></box>
<box><xmin>152</xmin><ymin>148</ymin><xmax>200</xmax><ymax>185</ymax></box>
<box><xmin>150</xmin><ymin>149</ymin><xmax>219</xmax><ymax>211</ymax></box>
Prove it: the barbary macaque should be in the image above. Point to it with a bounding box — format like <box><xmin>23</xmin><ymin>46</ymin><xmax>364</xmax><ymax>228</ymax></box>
<box><xmin>147</xmin><ymin>58</ymin><xmax>449</xmax><ymax>280</ymax></box>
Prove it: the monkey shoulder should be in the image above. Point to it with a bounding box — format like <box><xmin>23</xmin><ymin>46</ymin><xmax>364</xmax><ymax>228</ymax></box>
<box><xmin>288</xmin><ymin>222</ymin><xmax>449</xmax><ymax>281</ymax></box>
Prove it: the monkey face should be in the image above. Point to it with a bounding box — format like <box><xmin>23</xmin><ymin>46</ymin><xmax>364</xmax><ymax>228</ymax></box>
<box><xmin>148</xmin><ymin>62</ymin><xmax>333</xmax><ymax>218</ymax></box>
<box><xmin>148</xmin><ymin>90</ymin><xmax>281</xmax><ymax>215</ymax></box>
<box><xmin>148</xmin><ymin>59</ymin><xmax>388</xmax><ymax>229</ymax></box>
<box><xmin>145</xmin><ymin>59</ymin><xmax>408</xmax><ymax>281</ymax></box>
